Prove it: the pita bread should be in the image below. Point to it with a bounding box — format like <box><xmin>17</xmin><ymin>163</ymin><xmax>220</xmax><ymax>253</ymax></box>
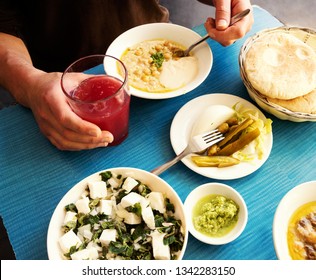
<box><xmin>245</xmin><ymin>32</ymin><xmax>316</xmax><ymax>100</ymax></box>
<box><xmin>267</xmin><ymin>88</ymin><xmax>316</xmax><ymax>114</ymax></box>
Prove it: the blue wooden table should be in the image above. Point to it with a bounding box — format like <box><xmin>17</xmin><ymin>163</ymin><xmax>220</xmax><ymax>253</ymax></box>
<box><xmin>0</xmin><ymin>6</ymin><xmax>315</xmax><ymax>260</ymax></box>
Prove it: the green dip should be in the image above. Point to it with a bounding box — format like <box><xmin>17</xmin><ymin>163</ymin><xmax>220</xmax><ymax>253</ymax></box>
<box><xmin>193</xmin><ymin>195</ymin><xmax>239</xmax><ymax>237</ymax></box>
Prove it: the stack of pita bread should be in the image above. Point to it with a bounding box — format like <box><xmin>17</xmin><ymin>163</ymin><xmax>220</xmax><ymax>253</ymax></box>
<box><xmin>244</xmin><ymin>31</ymin><xmax>316</xmax><ymax>114</ymax></box>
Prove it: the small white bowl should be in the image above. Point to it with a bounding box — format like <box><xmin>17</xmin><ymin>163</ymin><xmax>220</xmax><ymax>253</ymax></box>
<box><xmin>47</xmin><ymin>167</ymin><xmax>188</xmax><ymax>260</ymax></box>
<box><xmin>106</xmin><ymin>22</ymin><xmax>213</xmax><ymax>99</ymax></box>
<box><xmin>184</xmin><ymin>183</ymin><xmax>248</xmax><ymax>245</ymax></box>
<box><xmin>273</xmin><ymin>181</ymin><xmax>316</xmax><ymax>260</ymax></box>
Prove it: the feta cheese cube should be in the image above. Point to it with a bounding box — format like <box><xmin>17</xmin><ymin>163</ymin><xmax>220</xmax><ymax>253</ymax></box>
<box><xmin>122</xmin><ymin>177</ymin><xmax>139</xmax><ymax>193</ymax></box>
<box><xmin>146</xmin><ymin>192</ymin><xmax>166</xmax><ymax>213</ymax></box>
<box><xmin>151</xmin><ymin>230</ymin><xmax>170</xmax><ymax>260</ymax></box>
<box><xmin>120</xmin><ymin>192</ymin><xmax>148</xmax><ymax>208</ymax></box>
<box><xmin>99</xmin><ymin>229</ymin><xmax>117</xmax><ymax>246</ymax></box>
<box><xmin>124</xmin><ymin>212</ymin><xmax>142</xmax><ymax>225</ymax></box>
<box><xmin>63</xmin><ymin>211</ymin><xmax>77</xmax><ymax>225</ymax></box>
<box><xmin>70</xmin><ymin>247</ymin><xmax>99</xmax><ymax>260</ymax></box>
<box><xmin>142</xmin><ymin>206</ymin><xmax>155</xmax><ymax>229</ymax></box>
<box><xmin>88</xmin><ymin>180</ymin><xmax>107</xmax><ymax>199</ymax></box>
<box><xmin>75</xmin><ymin>196</ymin><xmax>90</xmax><ymax>214</ymax></box>
<box><xmin>116</xmin><ymin>204</ymin><xmax>141</xmax><ymax>224</ymax></box>
<box><xmin>59</xmin><ymin>229</ymin><xmax>82</xmax><ymax>254</ymax></box>
<box><xmin>99</xmin><ymin>199</ymin><xmax>113</xmax><ymax>215</ymax></box>
<box><xmin>78</xmin><ymin>224</ymin><xmax>91</xmax><ymax>236</ymax></box>
<box><xmin>107</xmin><ymin>177</ymin><xmax>120</xmax><ymax>189</ymax></box>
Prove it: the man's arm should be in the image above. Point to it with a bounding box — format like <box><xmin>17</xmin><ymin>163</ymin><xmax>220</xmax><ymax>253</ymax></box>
<box><xmin>0</xmin><ymin>32</ymin><xmax>44</xmax><ymax>107</ymax></box>
<box><xmin>0</xmin><ymin>32</ymin><xmax>113</xmax><ymax>150</ymax></box>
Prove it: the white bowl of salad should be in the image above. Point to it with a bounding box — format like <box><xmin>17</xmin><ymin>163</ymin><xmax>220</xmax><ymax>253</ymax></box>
<box><xmin>47</xmin><ymin>167</ymin><xmax>188</xmax><ymax>260</ymax></box>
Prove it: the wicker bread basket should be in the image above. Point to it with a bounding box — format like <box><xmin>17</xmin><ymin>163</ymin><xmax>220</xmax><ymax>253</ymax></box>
<box><xmin>239</xmin><ymin>26</ymin><xmax>316</xmax><ymax>122</ymax></box>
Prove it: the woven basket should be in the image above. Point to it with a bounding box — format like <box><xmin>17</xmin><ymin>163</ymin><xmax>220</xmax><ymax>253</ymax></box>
<box><xmin>239</xmin><ymin>26</ymin><xmax>316</xmax><ymax>122</ymax></box>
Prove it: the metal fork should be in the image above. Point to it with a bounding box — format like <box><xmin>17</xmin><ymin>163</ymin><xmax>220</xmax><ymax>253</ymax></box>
<box><xmin>151</xmin><ymin>129</ymin><xmax>224</xmax><ymax>175</ymax></box>
<box><xmin>173</xmin><ymin>8</ymin><xmax>251</xmax><ymax>57</ymax></box>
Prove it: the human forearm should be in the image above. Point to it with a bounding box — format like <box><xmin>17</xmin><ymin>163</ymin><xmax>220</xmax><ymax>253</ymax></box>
<box><xmin>0</xmin><ymin>32</ymin><xmax>44</xmax><ymax>107</ymax></box>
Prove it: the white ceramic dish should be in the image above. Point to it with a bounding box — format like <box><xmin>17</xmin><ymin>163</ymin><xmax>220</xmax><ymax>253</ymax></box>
<box><xmin>184</xmin><ymin>182</ymin><xmax>248</xmax><ymax>245</ymax></box>
<box><xmin>273</xmin><ymin>181</ymin><xmax>316</xmax><ymax>260</ymax></box>
<box><xmin>239</xmin><ymin>26</ymin><xmax>316</xmax><ymax>122</ymax></box>
<box><xmin>170</xmin><ymin>93</ymin><xmax>273</xmax><ymax>179</ymax></box>
<box><xmin>47</xmin><ymin>167</ymin><xmax>188</xmax><ymax>260</ymax></box>
<box><xmin>106</xmin><ymin>22</ymin><xmax>212</xmax><ymax>99</ymax></box>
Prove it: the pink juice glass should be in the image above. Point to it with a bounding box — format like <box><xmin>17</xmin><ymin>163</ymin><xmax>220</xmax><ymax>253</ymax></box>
<box><xmin>61</xmin><ymin>55</ymin><xmax>130</xmax><ymax>146</ymax></box>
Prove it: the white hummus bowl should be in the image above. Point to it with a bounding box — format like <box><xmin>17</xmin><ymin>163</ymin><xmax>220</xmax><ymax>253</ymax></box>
<box><xmin>106</xmin><ymin>22</ymin><xmax>213</xmax><ymax>99</ymax></box>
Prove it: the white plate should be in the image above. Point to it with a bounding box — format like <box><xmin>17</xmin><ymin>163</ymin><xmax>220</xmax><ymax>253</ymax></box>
<box><xmin>273</xmin><ymin>181</ymin><xmax>316</xmax><ymax>260</ymax></box>
<box><xmin>106</xmin><ymin>23</ymin><xmax>212</xmax><ymax>99</ymax></box>
<box><xmin>47</xmin><ymin>167</ymin><xmax>188</xmax><ymax>260</ymax></box>
<box><xmin>170</xmin><ymin>93</ymin><xmax>273</xmax><ymax>179</ymax></box>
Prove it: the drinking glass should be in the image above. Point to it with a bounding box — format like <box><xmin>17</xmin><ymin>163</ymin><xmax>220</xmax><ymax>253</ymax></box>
<box><xmin>61</xmin><ymin>55</ymin><xmax>130</xmax><ymax>146</ymax></box>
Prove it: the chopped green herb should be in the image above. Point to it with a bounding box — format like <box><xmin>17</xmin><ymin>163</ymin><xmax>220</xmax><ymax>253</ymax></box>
<box><xmin>65</xmin><ymin>203</ymin><xmax>77</xmax><ymax>212</ymax></box>
<box><xmin>151</xmin><ymin>52</ymin><xmax>164</xmax><ymax>68</ymax></box>
<box><xmin>166</xmin><ymin>198</ymin><xmax>175</xmax><ymax>213</ymax></box>
<box><xmin>100</xmin><ymin>171</ymin><xmax>112</xmax><ymax>181</ymax></box>
<box><xmin>125</xmin><ymin>202</ymin><xmax>142</xmax><ymax>216</ymax></box>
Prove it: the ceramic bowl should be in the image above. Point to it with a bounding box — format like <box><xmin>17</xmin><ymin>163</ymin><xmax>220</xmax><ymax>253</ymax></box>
<box><xmin>106</xmin><ymin>22</ymin><xmax>213</xmax><ymax>99</ymax></box>
<box><xmin>47</xmin><ymin>167</ymin><xmax>188</xmax><ymax>260</ymax></box>
<box><xmin>273</xmin><ymin>181</ymin><xmax>316</xmax><ymax>260</ymax></box>
<box><xmin>184</xmin><ymin>182</ymin><xmax>248</xmax><ymax>245</ymax></box>
<box><xmin>239</xmin><ymin>26</ymin><xmax>316</xmax><ymax>122</ymax></box>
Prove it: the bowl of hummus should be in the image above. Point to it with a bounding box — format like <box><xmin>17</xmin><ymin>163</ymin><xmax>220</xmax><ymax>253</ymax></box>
<box><xmin>273</xmin><ymin>181</ymin><xmax>316</xmax><ymax>260</ymax></box>
<box><xmin>106</xmin><ymin>23</ymin><xmax>213</xmax><ymax>99</ymax></box>
<box><xmin>184</xmin><ymin>182</ymin><xmax>248</xmax><ymax>245</ymax></box>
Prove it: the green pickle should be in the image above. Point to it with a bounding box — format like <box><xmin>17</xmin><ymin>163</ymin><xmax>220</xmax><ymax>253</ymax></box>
<box><xmin>193</xmin><ymin>195</ymin><xmax>239</xmax><ymax>237</ymax></box>
<box><xmin>191</xmin><ymin>155</ymin><xmax>240</xmax><ymax>167</ymax></box>
<box><xmin>218</xmin><ymin>127</ymin><xmax>261</xmax><ymax>156</ymax></box>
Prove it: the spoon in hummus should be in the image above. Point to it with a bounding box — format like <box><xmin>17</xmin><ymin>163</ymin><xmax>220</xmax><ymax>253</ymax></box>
<box><xmin>173</xmin><ymin>8</ymin><xmax>251</xmax><ymax>57</ymax></box>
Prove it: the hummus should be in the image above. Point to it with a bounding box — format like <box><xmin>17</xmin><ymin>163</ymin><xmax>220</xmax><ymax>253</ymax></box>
<box><xmin>121</xmin><ymin>39</ymin><xmax>198</xmax><ymax>93</ymax></box>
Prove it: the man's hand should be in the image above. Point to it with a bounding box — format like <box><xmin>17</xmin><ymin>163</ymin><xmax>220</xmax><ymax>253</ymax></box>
<box><xmin>204</xmin><ymin>0</ymin><xmax>254</xmax><ymax>46</ymax></box>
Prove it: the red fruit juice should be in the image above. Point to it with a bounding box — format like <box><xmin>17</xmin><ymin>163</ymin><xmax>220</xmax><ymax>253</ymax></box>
<box><xmin>71</xmin><ymin>76</ymin><xmax>130</xmax><ymax>146</ymax></box>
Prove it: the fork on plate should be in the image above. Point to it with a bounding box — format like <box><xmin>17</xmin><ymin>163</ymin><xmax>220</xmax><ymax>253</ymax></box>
<box><xmin>151</xmin><ymin>129</ymin><xmax>224</xmax><ymax>175</ymax></box>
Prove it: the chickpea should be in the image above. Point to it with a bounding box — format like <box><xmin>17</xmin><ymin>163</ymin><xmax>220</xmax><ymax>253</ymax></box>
<box><xmin>217</xmin><ymin>123</ymin><xmax>229</xmax><ymax>134</ymax></box>
<box><xmin>143</xmin><ymin>68</ymin><xmax>151</xmax><ymax>75</ymax></box>
<box><xmin>134</xmin><ymin>49</ymin><xmax>142</xmax><ymax>56</ymax></box>
<box><xmin>226</xmin><ymin>117</ymin><xmax>238</xmax><ymax>126</ymax></box>
<box><xmin>150</xmin><ymin>65</ymin><xmax>157</xmax><ymax>72</ymax></box>
<box><xmin>155</xmin><ymin>44</ymin><xmax>163</xmax><ymax>51</ymax></box>
<box><xmin>141</xmin><ymin>75</ymin><xmax>149</xmax><ymax>82</ymax></box>
<box><xmin>164</xmin><ymin>53</ymin><xmax>171</xmax><ymax>60</ymax></box>
<box><xmin>164</xmin><ymin>41</ymin><xmax>172</xmax><ymax>48</ymax></box>
<box><xmin>133</xmin><ymin>69</ymin><xmax>141</xmax><ymax>76</ymax></box>
<box><xmin>152</xmin><ymin>70</ymin><xmax>160</xmax><ymax>77</ymax></box>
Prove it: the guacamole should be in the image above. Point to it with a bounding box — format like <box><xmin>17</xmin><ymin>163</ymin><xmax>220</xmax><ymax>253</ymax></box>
<box><xmin>193</xmin><ymin>195</ymin><xmax>239</xmax><ymax>237</ymax></box>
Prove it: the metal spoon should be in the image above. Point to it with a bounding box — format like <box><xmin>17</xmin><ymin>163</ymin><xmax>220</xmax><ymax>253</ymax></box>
<box><xmin>174</xmin><ymin>8</ymin><xmax>251</xmax><ymax>57</ymax></box>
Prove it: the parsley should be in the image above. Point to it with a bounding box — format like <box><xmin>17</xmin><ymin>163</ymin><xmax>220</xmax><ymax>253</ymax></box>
<box><xmin>125</xmin><ymin>202</ymin><xmax>142</xmax><ymax>216</ymax></box>
<box><xmin>65</xmin><ymin>203</ymin><xmax>77</xmax><ymax>213</ymax></box>
<box><xmin>151</xmin><ymin>52</ymin><xmax>164</xmax><ymax>68</ymax></box>
<box><xmin>100</xmin><ymin>171</ymin><xmax>112</xmax><ymax>181</ymax></box>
